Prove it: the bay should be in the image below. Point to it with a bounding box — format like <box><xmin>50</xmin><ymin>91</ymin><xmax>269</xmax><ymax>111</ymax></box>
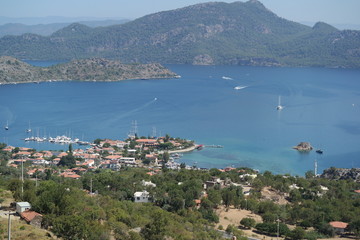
<box><xmin>1</xmin><ymin>62</ymin><xmax>360</xmax><ymax>175</ymax></box>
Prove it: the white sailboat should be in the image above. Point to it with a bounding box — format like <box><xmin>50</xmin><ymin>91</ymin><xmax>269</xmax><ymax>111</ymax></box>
<box><xmin>26</xmin><ymin>121</ymin><xmax>32</xmax><ymax>133</ymax></box>
<box><xmin>276</xmin><ymin>96</ymin><xmax>283</xmax><ymax>110</ymax></box>
<box><xmin>4</xmin><ymin>121</ymin><xmax>9</xmax><ymax>130</ymax></box>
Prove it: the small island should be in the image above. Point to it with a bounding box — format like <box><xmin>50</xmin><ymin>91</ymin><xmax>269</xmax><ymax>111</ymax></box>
<box><xmin>0</xmin><ymin>56</ymin><xmax>178</xmax><ymax>84</ymax></box>
<box><xmin>293</xmin><ymin>141</ymin><xmax>313</xmax><ymax>152</ymax></box>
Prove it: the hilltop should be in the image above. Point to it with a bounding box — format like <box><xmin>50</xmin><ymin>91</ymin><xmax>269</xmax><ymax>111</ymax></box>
<box><xmin>0</xmin><ymin>56</ymin><xmax>177</xmax><ymax>84</ymax></box>
<box><xmin>0</xmin><ymin>1</ymin><xmax>359</xmax><ymax>67</ymax></box>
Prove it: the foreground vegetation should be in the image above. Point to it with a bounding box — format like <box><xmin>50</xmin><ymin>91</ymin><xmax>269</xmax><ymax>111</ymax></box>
<box><xmin>1</xmin><ymin>143</ymin><xmax>360</xmax><ymax>239</ymax></box>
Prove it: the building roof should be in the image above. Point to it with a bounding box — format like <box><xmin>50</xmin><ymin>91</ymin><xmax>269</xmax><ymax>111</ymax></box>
<box><xmin>16</xmin><ymin>202</ymin><xmax>31</xmax><ymax>207</ymax></box>
<box><xmin>136</xmin><ymin>139</ymin><xmax>157</xmax><ymax>143</ymax></box>
<box><xmin>329</xmin><ymin>221</ymin><xmax>348</xmax><ymax>229</ymax></box>
<box><xmin>134</xmin><ymin>191</ymin><xmax>149</xmax><ymax>197</ymax></box>
<box><xmin>20</xmin><ymin>210</ymin><xmax>42</xmax><ymax>223</ymax></box>
<box><xmin>60</xmin><ymin>172</ymin><xmax>81</xmax><ymax>179</ymax></box>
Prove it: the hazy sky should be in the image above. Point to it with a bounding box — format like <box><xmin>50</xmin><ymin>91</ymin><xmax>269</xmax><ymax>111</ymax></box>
<box><xmin>1</xmin><ymin>0</ymin><xmax>360</xmax><ymax>25</ymax></box>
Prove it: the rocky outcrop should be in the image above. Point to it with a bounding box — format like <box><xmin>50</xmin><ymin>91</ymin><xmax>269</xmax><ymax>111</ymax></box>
<box><xmin>321</xmin><ymin>167</ymin><xmax>360</xmax><ymax>181</ymax></box>
<box><xmin>293</xmin><ymin>142</ymin><xmax>313</xmax><ymax>152</ymax></box>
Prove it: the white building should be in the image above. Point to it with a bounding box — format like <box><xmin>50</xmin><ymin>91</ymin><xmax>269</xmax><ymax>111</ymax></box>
<box><xmin>16</xmin><ymin>202</ymin><xmax>31</xmax><ymax>214</ymax></box>
<box><xmin>134</xmin><ymin>190</ymin><xmax>151</xmax><ymax>203</ymax></box>
<box><xmin>120</xmin><ymin>157</ymin><xmax>136</xmax><ymax>164</ymax></box>
<box><xmin>141</xmin><ymin>180</ymin><xmax>156</xmax><ymax>188</ymax></box>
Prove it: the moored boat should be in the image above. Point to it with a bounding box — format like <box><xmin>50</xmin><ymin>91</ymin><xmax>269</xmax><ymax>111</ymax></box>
<box><xmin>316</xmin><ymin>149</ymin><xmax>323</xmax><ymax>154</ymax></box>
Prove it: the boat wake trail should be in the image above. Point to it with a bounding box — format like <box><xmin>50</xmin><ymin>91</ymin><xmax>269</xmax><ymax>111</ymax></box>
<box><xmin>106</xmin><ymin>98</ymin><xmax>158</xmax><ymax>125</ymax></box>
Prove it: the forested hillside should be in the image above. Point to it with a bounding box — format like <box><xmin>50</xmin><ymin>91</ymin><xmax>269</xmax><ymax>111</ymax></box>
<box><xmin>0</xmin><ymin>1</ymin><xmax>359</xmax><ymax>67</ymax></box>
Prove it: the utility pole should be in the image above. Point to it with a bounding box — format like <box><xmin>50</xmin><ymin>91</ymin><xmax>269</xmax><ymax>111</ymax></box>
<box><xmin>90</xmin><ymin>178</ymin><xmax>93</xmax><ymax>195</ymax></box>
<box><xmin>8</xmin><ymin>211</ymin><xmax>11</xmax><ymax>240</ymax></box>
<box><xmin>277</xmin><ymin>217</ymin><xmax>280</xmax><ymax>240</ymax></box>
<box><xmin>21</xmin><ymin>157</ymin><xmax>24</xmax><ymax>199</ymax></box>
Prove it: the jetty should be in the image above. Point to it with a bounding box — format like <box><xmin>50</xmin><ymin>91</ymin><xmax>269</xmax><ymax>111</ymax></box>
<box><xmin>204</xmin><ymin>145</ymin><xmax>223</xmax><ymax>148</ymax></box>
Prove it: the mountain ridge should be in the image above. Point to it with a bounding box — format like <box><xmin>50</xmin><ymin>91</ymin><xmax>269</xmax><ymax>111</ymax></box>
<box><xmin>0</xmin><ymin>19</ymin><xmax>130</xmax><ymax>37</ymax></box>
<box><xmin>0</xmin><ymin>1</ymin><xmax>359</xmax><ymax>68</ymax></box>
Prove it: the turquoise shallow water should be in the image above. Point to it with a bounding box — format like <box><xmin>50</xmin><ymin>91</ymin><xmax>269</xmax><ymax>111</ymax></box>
<box><xmin>1</xmin><ymin>63</ymin><xmax>360</xmax><ymax>175</ymax></box>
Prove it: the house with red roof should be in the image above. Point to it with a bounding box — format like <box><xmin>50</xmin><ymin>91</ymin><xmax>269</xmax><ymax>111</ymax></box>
<box><xmin>104</xmin><ymin>155</ymin><xmax>122</xmax><ymax>161</ymax></box>
<box><xmin>58</xmin><ymin>152</ymin><xmax>68</xmax><ymax>158</ymax></box>
<box><xmin>329</xmin><ymin>221</ymin><xmax>348</xmax><ymax>234</ymax></box>
<box><xmin>60</xmin><ymin>171</ymin><xmax>81</xmax><ymax>179</ymax></box>
<box><xmin>20</xmin><ymin>210</ymin><xmax>43</xmax><ymax>228</ymax></box>
<box><xmin>136</xmin><ymin>139</ymin><xmax>159</xmax><ymax>147</ymax></box>
<box><xmin>2</xmin><ymin>146</ymin><xmax>14</xmax><ymax>152</ymax></box>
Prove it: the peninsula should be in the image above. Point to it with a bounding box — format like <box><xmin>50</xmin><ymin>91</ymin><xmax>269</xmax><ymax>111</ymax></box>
<box><xmin>0</xmin><ymin>56</ymin><xmax>177</xmax><ymax>84</ymax></box>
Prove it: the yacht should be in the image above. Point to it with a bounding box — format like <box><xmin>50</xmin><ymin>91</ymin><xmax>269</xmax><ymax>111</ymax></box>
<box><xmin>234</xmin><ymin>86</ymin><xmax>246</xmax><ymax>90</ymax></box>
<box><xmin>4</xmin><ymin>121</ymin><xmax>8</xmax><ymax>130</ymax></box>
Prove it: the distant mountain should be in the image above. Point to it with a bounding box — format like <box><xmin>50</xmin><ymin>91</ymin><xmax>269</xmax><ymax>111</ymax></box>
<box><xmin>0</xmin><ymin>1</ymin><xmax>359</xmax><ymax>68</ymax></box>
<box><xmin>0</xmin><ymin>19</ymin><xmax>130</xmax><ymax>37</ymax></box>
<box><xmin>0</xmin><ymin>56</ymin><xmax>176</xmax><ymax>84</ymax></box>
<box><xmin>0</xmin><ymin>16</ymin><xmax>129</xmax><ymax>25</ymax></box>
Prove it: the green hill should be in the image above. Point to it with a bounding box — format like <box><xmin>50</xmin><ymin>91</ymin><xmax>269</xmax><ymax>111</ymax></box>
<box><xmin>0</xmin><ymin>56</ymin><xmax>176</xmax><ymax>84</ymax></box>
<box><xmin>0</xmin><ymin>0</ymin><xmax>359</xmax><ymax>67</ymax></box>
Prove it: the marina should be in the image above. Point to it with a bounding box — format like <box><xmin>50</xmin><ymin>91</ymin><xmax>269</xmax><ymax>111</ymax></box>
<box><xmin>24</xmin><ymin>135</ymin><xmax>91</xmax><ymax>145</ymax></box>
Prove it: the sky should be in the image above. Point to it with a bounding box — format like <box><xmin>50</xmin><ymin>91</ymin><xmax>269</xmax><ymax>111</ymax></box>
<box><xmin>1</xmin><ymin>0</ymin><xmax>360</xmax><ymax>27</ymax></box>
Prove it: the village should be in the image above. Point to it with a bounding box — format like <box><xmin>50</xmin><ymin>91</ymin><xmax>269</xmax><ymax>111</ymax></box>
<box><xmin>0</xmin><ymin>135</ymin><xmax>359</xmax><ymax>240</ymax></box>
<box><xmin>4</xmin><ymin>134</ymin><xmax>202</xmax><ymax>176</ymax></box>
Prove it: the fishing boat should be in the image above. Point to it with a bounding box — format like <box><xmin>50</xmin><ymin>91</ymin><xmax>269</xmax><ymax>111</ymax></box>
<box><xmin>276</xmin><ymin>96</ymin><xmax>283</xmax><ymax>110</ymax></box>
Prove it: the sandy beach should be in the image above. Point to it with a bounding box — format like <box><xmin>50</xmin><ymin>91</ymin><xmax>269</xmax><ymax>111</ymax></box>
<box><xmin>168</xmin><ymin>144</ymin><xmax>198</xmax><ymax>154</ymax></box>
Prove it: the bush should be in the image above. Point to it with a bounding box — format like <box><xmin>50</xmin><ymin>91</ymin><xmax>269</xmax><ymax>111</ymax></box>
<box><xmin>289</xmin><ymin>227</ymin><xmax>306</xmax><ymax>240</ymax></box>
<box><xmin>255</xmin><ymin>222</ymin><xmax>290</xmax><ymax>236</ymax></box>
<box><xmin>240</xmin><ymin>217</ymin><xmax>256</xmax><ymax>229</ymax></box>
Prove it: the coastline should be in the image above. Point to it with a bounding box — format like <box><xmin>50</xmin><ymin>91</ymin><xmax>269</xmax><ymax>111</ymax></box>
<box><xmin>0</xmin><ymin>76</ymin><xmax>177</xmax><ymax>86</ymax></box>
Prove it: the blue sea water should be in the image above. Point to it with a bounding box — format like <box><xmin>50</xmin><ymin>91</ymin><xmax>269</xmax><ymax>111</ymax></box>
<box><xmin>1</xmin><ymin>62</ymin><xmax>360</xmax><ymax>175</ymax></box>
